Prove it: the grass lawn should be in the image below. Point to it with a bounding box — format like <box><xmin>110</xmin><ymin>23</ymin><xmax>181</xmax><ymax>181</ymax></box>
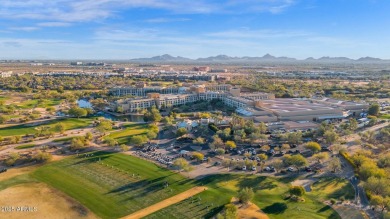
<box><xmin>0</xmin><ymin>174</ymin><xmax>38</xmax><ymax>191</ymax></box>
<box><xmin>106</xmin><ymin>123</ymin><xmax>148</xmax><ymax>144</ymax></box>
<box><xmin>309</xmin><ymin>177</ymin><xmax>354</xmax><ymax>201</ymax></box>
<box><xmin>15</xmin><ymin>144</ymin><xmax>36</xmax><ymax>150</ymax></box>
<box><xmin>146</xmin><ymin>174</ymin><xmax>346</xmax><ymax>219</ymax></box>
<box><xmin>16</xmin><ymin>99</ymin><xmax>62</xmax><ymax>109</ymax></box>
<box><xmin>32</xmin><ymin>151</ymin><xmax>195</xmax><ymax>219</ymax></box>
<box><xmin>379</xmin><ymin>114</ymin><xmax>390</xmax><ymax>119</ymax></box>
<box><xmin>0</xmin><ymin>118</ymin><xmax>93</xmax><ymax>137</ymax></box>
<box><xmin>52</xmin><ymin>137</ymin><xmax>75</xmax><ymax>142</ymax></box>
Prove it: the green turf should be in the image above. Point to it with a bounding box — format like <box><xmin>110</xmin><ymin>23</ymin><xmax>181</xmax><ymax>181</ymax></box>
<box><xmin>15</xmin><ymin>144</ymin><xmax>36</xmax><ymax>150</ymax></box>
<box><xmin>309</xmin><ymin>177</ymin><xmax>354</xmax><ymax>201</ymax></box>
<box><xmin>16</xmin><ymin>99</ymin><xmax>62</xmax><ymax>109</ymax></box>
<box><xmin>379</xmin><ymin>114</ymin><xmax>390</xmax><ymax>119</ymax></box>
<box><xmin>52</xmin><ymin>137</ymin><xmax>75</xmax><ymax>142</ymax></box>
<box><xmin>32</xmin><ymin>151</ymin><xmax>195</xmax><ymax>219</ymax></box>
<box><xmin>0</xmin><ymin>174</ymin><xmax>38</xmax><ymax>191</ymax></box>
<box><xmin>105</xmin><ymin>123</ymin><xmax>148</xmax><ymax>144</ymax></box>
<box><xmin>146</xmin><ymin>174</ymin><xmax>346</xmax><ymax>219</ymax></box>
<box><xmin>0</xmin><ymin>118</ymin><xmax>92</xmax><ymax>137</ymax></box>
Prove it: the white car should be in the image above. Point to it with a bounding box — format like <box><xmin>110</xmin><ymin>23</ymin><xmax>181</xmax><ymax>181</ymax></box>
<box><xmin>251</xmin><ymin>166</ymin><xmax>256</xmax><ymax>171</ymax></box>
<box><xmin>242</xmin><ymin>166</ymin><xmax>247</xmax><ymax>171</ymax></box>
<box><xmin>287</xmin><ymin>167</ymin><xmax>294</xmax><ymax>172</ymax></box>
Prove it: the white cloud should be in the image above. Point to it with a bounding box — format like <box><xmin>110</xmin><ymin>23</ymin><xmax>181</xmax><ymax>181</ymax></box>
<box><xmin>8</xmin><ymin>26</ymin><xmax>39</xmax><ymax>31</ymax></box>
<box><xmin>0</xmin><ymin>0</ymin><xmax>296</xmax><ymax>23</ymax></box>
<box><xmin>37</xmin><ymin>22</ymin><xmax>72</xmax><ymax>27</ymax></box>
<box><xmin>144</xmin><ymin>18</ymin><xmax>190</xmax><ymax>23</ymax></box>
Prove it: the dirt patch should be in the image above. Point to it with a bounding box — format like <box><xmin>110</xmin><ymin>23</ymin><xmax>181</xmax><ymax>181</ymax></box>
<box><xmin>231</xmin><ymin>198</ymin><xmax>269</xmax><ymax>219</ymax></box>
<box><xmin>0</xmin><ymin>165</ymin><xmax>38</xmax><ymax>181</ymax></box>
<box><xmin>0</xmin><ymin>182</ymin><xmax>97</xmax><ymax>219</ymax></box>
<box><xmin>122</xmin><ymin>186</ymin><xmax>207</xmax><ymax>219</ymax></box>
<box><xmin>291</xmin><ymin>179</ymin><xmax>318</xmax><ymax>192</ymax></box>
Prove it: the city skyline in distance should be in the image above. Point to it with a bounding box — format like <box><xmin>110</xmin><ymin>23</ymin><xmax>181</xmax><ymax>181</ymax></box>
<box><xmin>0</xmin><ymin>0</ymin><xmax>389</xmax><ymax>60</ymax></box>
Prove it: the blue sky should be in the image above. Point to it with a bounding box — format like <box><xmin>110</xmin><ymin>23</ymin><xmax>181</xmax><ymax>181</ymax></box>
<box><xmin>0</xmin><ymin>0</ymin><xmax>389</xmax><ymax>59</ymax></box>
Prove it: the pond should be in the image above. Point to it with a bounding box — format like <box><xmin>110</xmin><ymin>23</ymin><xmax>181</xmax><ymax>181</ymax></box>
<box><xmin>77</xmin><ymin>99</ymin><xmax>144</xmax><ymax>122</ymax></box>
<box><xmin>77</xmin><ymin>99</ymin><xmax>92</xmax><ymax>108</ymax></box>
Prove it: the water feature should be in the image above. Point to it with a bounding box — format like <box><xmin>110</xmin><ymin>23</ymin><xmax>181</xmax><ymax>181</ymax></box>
<box><xmin>77</xmin><ymin>99</ymin><xmax>92</xmax><ymax>108</ymax></box>
<box><xmin>77</xmin><ymin>99</ymin><xmax>144</xmax><ymax>122</ymax></box>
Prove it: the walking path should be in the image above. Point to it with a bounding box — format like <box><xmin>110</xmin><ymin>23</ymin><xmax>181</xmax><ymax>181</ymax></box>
<box><xmin>121</xmin><ymin>186</ymin><xmax>207</xmax><ymax>219</ymax></box>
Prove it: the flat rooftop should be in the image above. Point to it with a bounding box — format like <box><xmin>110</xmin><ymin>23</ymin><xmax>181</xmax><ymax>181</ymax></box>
<box><xmin>256</xmin><ymin>98</ymin><xmax>337</xmax><ymax>113</ymax></box>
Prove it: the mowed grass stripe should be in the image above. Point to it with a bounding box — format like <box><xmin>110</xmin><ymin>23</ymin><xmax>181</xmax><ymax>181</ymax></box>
<box><xmin>32</xmin><ymin>152</ymin><xmax>195</xmax><ymax>219</ymax></box>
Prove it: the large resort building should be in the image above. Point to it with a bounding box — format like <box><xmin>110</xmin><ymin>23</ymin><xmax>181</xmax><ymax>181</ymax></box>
<box><xmin>110</xmin><ymin>83</ymin><xmax>368</xmax><ymax>123</ymax></box>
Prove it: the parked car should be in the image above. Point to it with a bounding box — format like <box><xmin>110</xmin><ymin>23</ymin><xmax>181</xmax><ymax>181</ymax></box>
<box><xmin>304</xmin><ymin>167</ymin><xmax>312</xmax><ymax>172</ymax></box>
<box><xmin>321</xmin><ymin>147</ymin><xmax>332</xmax><ymax>152</ymax></box>
<box><xmin>287</xmin><ymin>167</ymin><xmax>295</xmax><ymax>172</ymax></box>
<box><xmin>251</xmin><ymin>166</ymin><xmax>256</xmax><ymax>171</ymax></box>
<box><xmin>242</xmin><ymin>166</ymin><xmax>247</xmax><ymax>171</ymax></box>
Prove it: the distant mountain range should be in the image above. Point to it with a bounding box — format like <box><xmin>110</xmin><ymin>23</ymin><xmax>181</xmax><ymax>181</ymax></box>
<box><xmin>129</xmin><ymin>54</ymin><xmax>389</xmax><ymax>63</ymax></box>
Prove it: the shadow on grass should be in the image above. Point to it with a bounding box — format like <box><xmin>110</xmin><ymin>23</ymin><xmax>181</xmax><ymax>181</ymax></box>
<box><xmin>318</xmin><ymin>205</ymin><xmax>331</xmax><ymax>213</ymax></box>
<box><xmin>319</xmin><ymin>206</ymin><xmax>341</xmax><ymax>219</ymax></box>
<box><xmin>262</xmin><ymin>202</ymin><xmax>288</xmax><ymax>214</ymax></box>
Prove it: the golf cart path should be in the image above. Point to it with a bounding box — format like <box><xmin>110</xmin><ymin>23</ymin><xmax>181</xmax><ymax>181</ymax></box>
<box><xmin>121</xmin><ymin>186</ymin><xmax>207</xmax><ymax>219</ymax></box>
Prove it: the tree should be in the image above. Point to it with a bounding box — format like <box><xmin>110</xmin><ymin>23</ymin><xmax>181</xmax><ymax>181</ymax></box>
<box><xmin>238</xmin><ymin>187</ymin><xmax>254</xmax><ymax>205</ymax></box>
<box><xmin>53</xmin><ymin>123</ymin><xmax>65</xmax><ymax>134</ymax></box>
<box><xmin>349</xmin><ymin>118</ymin><xmax>358</xmax><ymax>131</ymax></box>
<box><xmin>217</xmin><ymin>204</ymin><xmax>238</xmax><ymax>219</ymax></box>
<box><xmin>176</xmin><ymin>127</ymin><xmax>188</xmax><ymax>137</ymax></box>
<box><xmin>289</xmin><ymin>186</ymin><xmax>305</xmax><ymax>197</ymax></box>
<box><xmin>305</xmin><ymin>142</ymin><xmax>321</xmax><ymax>154</ymax></box>
<box><xmin>257</xmin><ymin>154</ymin><xmax>268</xmax><ymax>171</ymax></box>
<box><xmin>331</xmin><ymin>144</ymin><xmax>346</xmax><ymax>155</ymax></box>
<box><xmin>272</xmin><ymin>159</ymin><xmax>285</xmax><ymax>173</ymax></box>
<box><xmin>173</xmin><ymin>158</ymin><xmax>190</xmax><ymax>172</ymax></box>
<box><xmin>68</xmin><ymin>107</ymin><xmax>87</xmax><ymax>118</ymax></box>
<box><xmin>14</xmin><ymin>135</ymin><xmax>21</xmax><ymax>143</ymax></box>
<box><xmin>370</xmin><ymin>195</ymin><xmax>390</xmax><ymax>212</ymax></box>
<box><xmin>32</xmin><ymin>150</ymin><xmax>52</xmax><ymax>163</ymax></box>
<box><xmin>368</xmin><ymin>103</ymin><xmax>380</xmax><ymax>116</ymax></box>
<box><xmin>281</xmin><ymin>144</ymin><xmax>290</xmax><ymax>152</ymax></box>
<box><xmin>359</xmin><ymin>161</ymin><xmax>385</xmax><ymax>180</ymax></box>
<box><xmin>130</xmin><ymin>135</ymin><xmax>148</xmax><ymax>147</ymax></box>
<box><xmin>284</xmin><ymin>132</ymin><xmax>302</xmax><ymax>144</ymax></box>
<box><xmin>192</xmin><ymin>152</ymin><xmax>204</xmax><ymax>162</ymax></box>
<box><xmin>257</xmin><ymin>122</ymin><xmax>267</xmax><ymax>134</ymax></box>
<box><xmin>161</xmin><ymin>116</ymin><xmax>172</xmax><ymax>125</ymax></box>
<box><xmin>313</xmin><ymin>152</ymin><xmax>329</xmax><ymax>163</ymax></box>
<box><xmin>210</xmin><ymin>135</ymin><xmax>224</xmax><ymax>149</ymax></box>
<box><xmin>0</xmin><ymin>115</ymin><xmax>9</xmax><ymax>124</ymax></box>
<box><xmin>377</xmin><ymin>152</ymin><xmax>390</xmax><ymax>168</ymax></box>
<box><xmin>261</xmin><ymin>145</ymin><xmax>270</xmax><ymax>151</ymax></box>
<box><xmin>216</xmin><ymin>148</ymin><xmax>226</xmax><ymax>155</ymax></box>
<box><xmin>193</xmin><ymin>137</ymin><xmax>205</xmax><ymax>145</ymax></box>
<box><xmin>104</xmin><ymin>137</ymin><xmax>118</xmax><ymax>147</ymax></box>
<box><xmin>225</xmin><ymin>141</ymin><xmax>236</xmax><ymax>149</ymax></box>
<box><xmin>285</xmin><ymin>154</ymin><xmax>308</xmax><ymax>172</ymax></box>
<box><xmin>146</xmin><ymin>130</ymin><xmax>158</xmax><ymax>139</ymax></box>
<box><xmin>148</xmin><ymin>124</ymin><xmax>159</xmax><ymax>133</ymax></box>
<box><xmin>70</xmin><ymin>137</ymin><xmax>87</xmax><ymax>150</ymax></box>
<box><xmin>324</xmin><ymin>130</ymin><xmax>339</xmax><ymax>144</ymax></box>
<box><xmin>85</xmin><ymin>132</ymin><xmax>93</xmax><ymax>141</ymax></box>
<box><xmin>120</xmin><ymin>144</ymin><xmax>129</xmax><ymax>152</ymax></box>
<box><xmin>95</xmin><ymin>119</ymin><xmax>112</xmax><ymax>135</ymax></box>
<box><xmin>144</xmin><ymin>106</ymin><xmax>162</xmax><ymax>123</ymax></box>
<box><xmin>364</xmin><ymin>177</ymin><xmax>390</xmax><ymax>196</ymax></box>
<box><xmin>329</xmin><ymin>157</ymin><xmax>342</xmax><ymax>172</ymax></box>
